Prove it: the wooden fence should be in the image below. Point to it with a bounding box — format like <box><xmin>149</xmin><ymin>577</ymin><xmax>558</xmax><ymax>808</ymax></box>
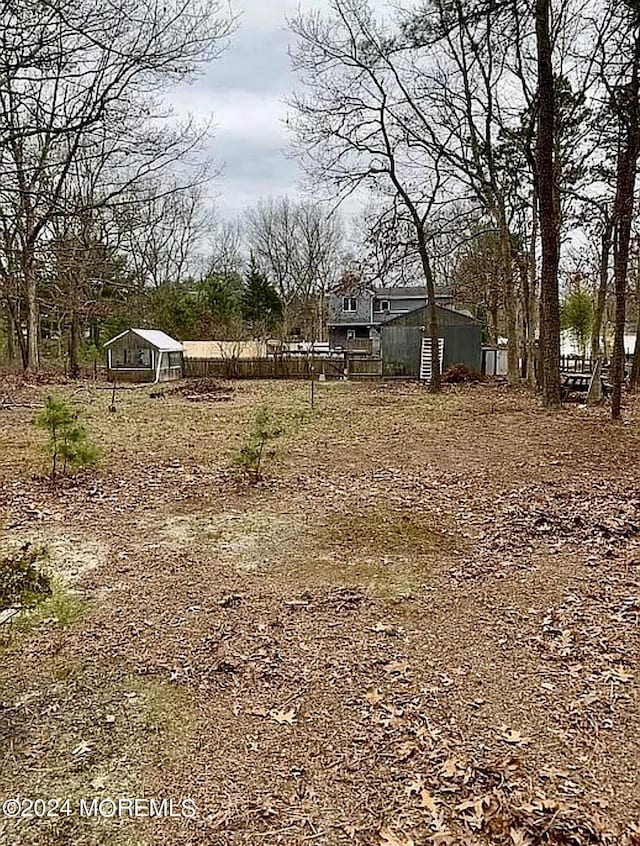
<box><xmin>344</xmin><ymin>339</ymin><xmax>373</xmax><ymax>354</ymax></box>
<box><xmin>560</xmin><ymin>355</ymin><xmax>597</xmax><ymax>373</ymax></box>
<box><xmin>348</xmin><ymin>356</ymin><xmax>383</xmax><ymax>378</ymax></box>
<box><xmin>185</xmin><ymin>355</ymin><xmax>382</xmax><ymax>381</ymax></box>
<box><xmin>558</xmin><ymin>355</ymin><xmax>629</xmax><ymax>374</ymax></box>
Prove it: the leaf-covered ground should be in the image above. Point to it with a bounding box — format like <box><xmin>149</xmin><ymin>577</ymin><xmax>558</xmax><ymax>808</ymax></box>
<box><xmin>0</xmin><ymin>378</ymin><xmax>639</xmax><ymax>846</ymax></box>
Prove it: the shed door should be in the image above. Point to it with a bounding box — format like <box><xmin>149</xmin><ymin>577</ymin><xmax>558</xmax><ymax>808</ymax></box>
<box><xmin>420</xmin><ymin>337</ymin><xmax>445</xmax><ymax>381</ymax></box>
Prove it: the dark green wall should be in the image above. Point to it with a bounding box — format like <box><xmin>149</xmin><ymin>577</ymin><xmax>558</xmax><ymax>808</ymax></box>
<box><xmin>381</xmin><ymin>306</ymin><xmax>482</xmax><ymax>376</ymax></box>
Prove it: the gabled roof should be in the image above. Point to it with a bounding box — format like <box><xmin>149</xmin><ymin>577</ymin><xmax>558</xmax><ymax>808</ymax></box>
<box><xmin>382</xmin><ymin>303</ymin><xmax>480</xmax><ymax>325</ymax></box>
<box><xmin>329</xmin><ymin>279</ymin><xmax>376</xmax><ymax>297</ymax></box>
<box><xmin>103</xmin><ymin>329</ymin><xmax>184</xmax><ymax>352</ymax></box>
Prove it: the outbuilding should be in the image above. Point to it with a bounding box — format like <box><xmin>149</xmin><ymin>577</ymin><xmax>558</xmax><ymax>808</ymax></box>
<box><xmin>104</xmin><ymin>329</ymin><xmax>184</xmax><ymax>383</ymax></box>
<box><xmin>380</xmin><ymin>305</ymin><xmax>482</xmax><ymax>379</ymax></box>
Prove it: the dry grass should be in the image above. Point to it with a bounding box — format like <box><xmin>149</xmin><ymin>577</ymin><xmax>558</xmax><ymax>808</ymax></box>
<box><xmin>0</xmin><ymin>377</ymin><xmax>639</xmax><ymax>845</ymax></box>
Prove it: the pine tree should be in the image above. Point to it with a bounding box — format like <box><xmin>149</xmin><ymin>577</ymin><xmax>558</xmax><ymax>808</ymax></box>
<box><xmin>36</xmin><ymin>396</ymin><xmax>99</xmax><ymax>480</ymax></box>
<box><xmin>241</xmin><ymin>255</ymin><xmax>283</xmax><ymax>335</ymax></box>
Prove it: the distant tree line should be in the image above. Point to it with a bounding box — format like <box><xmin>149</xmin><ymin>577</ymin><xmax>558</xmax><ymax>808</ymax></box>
<box><xmin>0</xmin><ymin>179</ymin><xmax>345</xmax><ymax>370</ymax></box>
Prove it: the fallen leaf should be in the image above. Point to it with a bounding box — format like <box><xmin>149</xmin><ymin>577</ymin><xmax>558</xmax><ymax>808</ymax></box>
<box><xmin>420</xmin><ymin>789</ymin><xmax>438</xmax><ymax>815</ymax></box>
<box><xmin>559</xmin><ymin>629</ymin><xmax>573</xmax><ymax>648</ymax></box>
<box><xmin>405</xmin><ymin>775</ymin><xmax>425</xmax><ymax>796</ymax></box>
<box><xmin>501</xmin><ymin>727</ymin><xmax>531</xmax><ymax>745</ymax></box>
<box><xmin>366</xmin><ymin>688</ymin><xmax>383</xmax><ymax>706</ymax></box>
<box><xmin>396</xmin><ymin>740</ymin><xmax>416</xmax><ymax>761</ymax></box>
<box><xmin>440</xmin><ymin>757</ymin><xmax>460</xmax><ymax>778</ymax></box>
<box><xmin>371</xmin><ymin>622</ymin><xmax>394</xmax><ymax>633</ymax></box>
<box><xmin>379</xmin><ymin>825</ymin><xmax>415</xmax><ymax>846</ymax></box>
<box><xmin>510</xmin><ymin>828</ymin><xmax>533</xmax><ymax>846</ymax></box>
<box><xmin>384</xmin><ymin>660</ymin><xmax>410</xmax><ymax>677</ymax></box>
<box><xmin>604</xmin><ymin>666</ymin><xmax>634</xmax><ymax>684</ymax></box>
<box><xmin>270</xmin><ymin>708</ymin><xmax>297</xmax><ymax>725</ymax></box>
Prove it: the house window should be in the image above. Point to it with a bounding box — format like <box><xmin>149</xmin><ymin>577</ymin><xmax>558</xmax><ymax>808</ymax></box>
<box><xmin>374</xmin><ymin>299</ymin><xmax>390</xmax><ymax>312</ymax></box>
<box><xmin>346</xmin><ymin>329</ymin><xmax>356</xmax><ymax>340</ymax></box>
<box><xmin>343</xmin><ymin>297</ymin><xmax>357</xmax><ymax>312</ymax></box>
<box><xmin>168</xmin><ymin>352</ymin><xmax>182</xmax><ymax>368</ymax></box>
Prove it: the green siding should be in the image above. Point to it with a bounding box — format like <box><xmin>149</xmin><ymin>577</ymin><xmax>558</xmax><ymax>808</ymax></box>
<box><xmin>381</xmin><ymin>306</ymin><xmax>481</xmax><ymax>376</ymax></box>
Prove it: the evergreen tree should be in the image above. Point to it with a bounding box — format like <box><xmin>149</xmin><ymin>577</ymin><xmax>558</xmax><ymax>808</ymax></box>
<box><xmin>241</xmin><ymin>256</ymin><xmax>283</xmax><ymax>335</ymax></box>
<box><xmin>200</xmin><ymin>272</ymin><xmax>242</xmax><ymax>321</ymax></box>
<box><xmin>147</xmin><ymin>283</ymin><xmax>204</xmax><ymax>340</ymax></box>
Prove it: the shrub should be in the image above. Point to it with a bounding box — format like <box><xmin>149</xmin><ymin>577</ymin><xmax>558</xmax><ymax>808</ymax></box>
<box><xmin>233</xmin><ymin>407</ymin><xmax>285</xmax><ymax>483</ymax></box>
<box><xmin>35</xmin><ymin>396</ymin><xmax>99</xmax><ymax>479</ymax></box>
<box><xmin>0</xmin><ymin>544</ymin><xmax>51</xmax><ymax>610</ymax></box>
<box><xmin>442</xmin><ymin>363</ymin><xmax>486</xmax><ymax>384</ymax></box>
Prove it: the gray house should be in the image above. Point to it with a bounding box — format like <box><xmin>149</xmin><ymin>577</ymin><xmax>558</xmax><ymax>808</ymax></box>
<box><xmin>328</xmin><ymin>284</ymin><xmax>455</xmax><ymax>352</ymax></box>
<box><xmin>381</xmin><ymin>305</ymin><xmax>482</xmax><ymax>378</ymax></box>
<box><xmin>104</xmin><ymin>329</ymin><xmax>184</xmax><ymax>383</ymax></box>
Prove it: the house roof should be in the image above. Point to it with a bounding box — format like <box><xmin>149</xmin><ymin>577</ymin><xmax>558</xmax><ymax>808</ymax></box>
<box><xmin>372</xmin><ymin>286</ymin><xmax>452</xmax><ymax>299</ymax></box>
<box><xmin>330</xmin><ymin>282</ymin><xmax>453</xmax><ymax>299</ymax></box>
<box><xmin>103</xmin><ymin>329</ymin><xmax>184</xmax><ymax>352</ymax></box>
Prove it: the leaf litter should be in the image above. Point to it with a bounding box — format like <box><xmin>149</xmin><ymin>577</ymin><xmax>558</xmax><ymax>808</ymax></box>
<box><xmin>0</xmin><ymin>381</ymin><xmax>639</xmax><ymax>845</ymax></box>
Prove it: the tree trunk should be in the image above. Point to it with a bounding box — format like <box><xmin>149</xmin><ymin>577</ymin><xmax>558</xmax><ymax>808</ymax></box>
<box><xmin>90</xmin><ymin>320</ymin><xmax>100</xmax><ymax>348</ymax></box>
<box><xmin>591</xmin><ymin>215</ymin><xmax>613</xmax><ymax>361</ymax></box>
<box><xmin>68</xmin><ymin>311</ymin><xmax>81</xmax><ymax>378</ymax></box>
<box><xmin>522</xmin><ymin>189</ymin><xmax>539</xmax><ymax>388</ymax></box>
<box><xmin>612</xmin><ymin>224</ymin><xmax>631</xmax><ymax>418</ymax></box>
<box><xmin>489</xmin><ymin>293</ymin><xmax>499</xmax><ymax>345</ymax></box>
<box><xmin>24</xmin><ymin>256</ymin><xmax>39</xmax><ymax>371</ymax></box>
<box><xmin>518</xmin><ymin>250</ymin><xmax>534</xmax><ymax>385</ymax></box>
<box><xmin>536</xmin><ymin>0</ymin><xmax>561</xmax><ymax>407</ymax></box>
<box><xmin>611</xmin><ymin>38</ymin><xmax>640</xmax><ymax>420</ymax></box>
<box><xmin>497</xmin><ymin>214</ymin><xmax>519</xmax><ymax>383</ymax></box>
<box><xmin>4</xmin><ymin>309</ymin><xmax>16</xmax><ymax>363</ymax></box>
<box><xmin>504</xmin><ymin>286</ymin><xmax>519</xmax><ymax>382</ymax></box>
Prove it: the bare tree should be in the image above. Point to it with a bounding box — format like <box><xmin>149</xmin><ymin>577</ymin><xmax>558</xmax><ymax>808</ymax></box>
<box><xmin>205</xmin><ymin>218</ymin><xmax>244</xmax><ymax>281</ymax></box>
<box><xmin>0</xmin><ymin>0</ymin><xmax>235</xmax><ymax>369</ymax></box>
<box><xmin>118</xmin><ymin>181</ymin><xmax>213</xmax><ymax>290</ymax></box>
<box><xmin>245</xmin><ymin>196</ymin><xmax>342</xmax><ymax>341</ymax></box>
<box><xmin>289</xmin><ymin>0</ymin><xmax>459</xmax><ymax>390</ymax></box>
<box><xmin>601</xmin><ymin>1</ymin><xmax>640</xmax><ymax>419</ymax></box>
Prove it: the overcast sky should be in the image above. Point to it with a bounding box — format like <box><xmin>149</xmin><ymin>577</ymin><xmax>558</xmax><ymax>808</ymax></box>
<box><xmin>173</xmin><ymin>0</ymin><xmax>322</xmax><ymax>220</ymax></box>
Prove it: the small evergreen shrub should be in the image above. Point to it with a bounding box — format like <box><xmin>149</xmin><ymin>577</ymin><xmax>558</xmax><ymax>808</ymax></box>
<box><xmin>35</xmin><ymin>396</ymin><xmax>99</xmax><ymax>479</ymax></box>
<box><xmin>233</xmin><ymin>407</ymin><xmax>285</xmax><ymax>482</ymax></box>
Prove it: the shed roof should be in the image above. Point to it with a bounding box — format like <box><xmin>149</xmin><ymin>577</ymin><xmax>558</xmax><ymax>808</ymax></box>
<box><xmin>381</xmin><ymin>303</ymin><xmax>480</xmax><ymax>326</ymax></box>
<box><xmin>104</xmin><ymin>329</ymin><xmax>184</xmax><ymax>352</ymax></box>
